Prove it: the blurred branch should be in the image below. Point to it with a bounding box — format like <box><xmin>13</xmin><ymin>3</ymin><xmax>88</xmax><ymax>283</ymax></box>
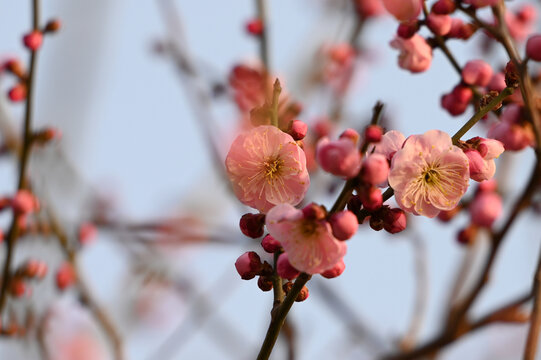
<box><xmin>256</xmin><ymin>0</ymin><xmax>270</xmax><ymax>71</ymax></box>
<box><xmin>400</xmin><ymin>230</ymin><xmax>429</xmax><ymax>351</ymax></box>
<box><xmin>156</xmin><ymin>0</ymin><xmax>230</xmax><ymax>185</ymax></box>
<box><xmin>0</xmin><ymin>0</ymin><xmax>41</xmax><ymax>320</ymax></box>
<box><xmin>123</xmin><ymin>241</ymin><xmax>252</xmax><ymax>360</ymax></box>
<box><xmin>524</xmin><ymin>247</ymin><xmax>541</xmax><ymax>360</ymax></box>
<box><xmin>47</xmin><ymin>211</ymin><xmax>125</xmax><ymax>360</ymax></box>
<box><xmin>313</xmin><ymin>278</ymin><xmax>388</xmax><ymax>354</ymax></box>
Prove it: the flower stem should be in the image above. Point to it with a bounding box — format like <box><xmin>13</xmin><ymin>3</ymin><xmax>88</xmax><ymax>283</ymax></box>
<box><xmin>256</xmin><ymin>273</ymin><xmax>311</xmax><ymax>360</ymax></box>
<box><xmin>0</xmin><ymin>0</ymin><xmax>41</xmax><ymax>318</ymax></box>
<box><xmin>451</xmin><ymin>87</ymin><xmax>514</xmax><ymax>144</ymax></box>
<box><xmin>270</xmin><ymin>79</ymin><xmax>281</xmax><ymax>127</ymax></box>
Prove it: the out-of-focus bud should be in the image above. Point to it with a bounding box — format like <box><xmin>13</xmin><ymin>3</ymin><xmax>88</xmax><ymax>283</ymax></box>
<box><xmin>470</xmin><ymin>192</ymin><xmax>502</xmax><ymax>228</ymax></box>
<box><xmin>56</xmin><ymin>262</ymin><xmax>76</xmax><ymax>291</ymax></box>
<box><xmin>22</xmin><ymin>31</ymin><xmax>43</xmax><ymax>51</ymax></box>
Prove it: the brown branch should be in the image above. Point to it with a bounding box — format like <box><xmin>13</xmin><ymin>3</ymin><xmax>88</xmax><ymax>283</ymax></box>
<box><xmin>400</xmin><ymin>230</ymin><xmax>429</xmax><ymax>351</ymax></box>
<box><xmin>256</xmin><ymin>0</ymin><xmax>270</xmax><ymax>72</ymax></box>
<box><xmin>524</xmin><ymin>247</ymin><xmax>541</xmax><ymax>359</ymax></box>
<box><xmin>0</xmin><ymin>0</ymin><xmax>41</xmax><ymax>318</ymax></box>
<box><xmin>256</xmin><ymin>273</ymin><xmax>311</xmax><ymax>360</ymax></box>
<box><xmin>382</xmin><ymin>292</ymin><xmax>532</xmax><ymax>360</ymax></box>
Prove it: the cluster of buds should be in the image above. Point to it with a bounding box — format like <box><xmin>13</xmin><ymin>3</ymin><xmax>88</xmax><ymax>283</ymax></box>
<box><xmin>9</xmin><ymin>259</ymin><xmax>48</xmax><ymax>299</ymax></box>
<box><xmin>2</xmin><ymin>19</ymin><xmax>61</xmax><ymax>103</ymax></box>
<box><xmin>1</xmin><ymin>189</ymin><xmax>41</xmax><ymax>230</ymax></box>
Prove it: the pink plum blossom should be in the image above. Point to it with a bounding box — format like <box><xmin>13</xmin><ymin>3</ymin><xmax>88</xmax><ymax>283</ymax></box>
<box><xmin>226</xmin><ymin>125</ymin><xmax>310</xmax><ymax>213</ymax></box>
<box><xmin>381</xmin><ymin>0</ymin><xmax>422</xmax><ymax>22</ymax></box>
<box><xmin>390</xmin><ymin>34</ymin><xmax>432</xmax><ymax>73</ymax></box>
<box><xmin>266</xmin><ymin>203</ymin><xmax>347</xmax><ymax>275</ymax></box>
<box><xmin>368</xmin><ymin>130</ymin><xmax>406</xmax><ymax>161</ymax></box>
<box><xmin>316</xmin><ymin>136</ymin><xmax>362</xmax><ymax>179</ymax></box>
<box><xmin>388</xmin><ymin>130</ymin><xmax>470</xmax><ymax>218</ymax></box>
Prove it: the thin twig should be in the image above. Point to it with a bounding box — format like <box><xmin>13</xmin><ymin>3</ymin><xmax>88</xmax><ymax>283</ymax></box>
<box><xmin>0</xmin><ymin>0</ymin><xmax>41</xmax><ymax>317</ymax></box>
<box><xmin>256</xmin><ymin>0</ymin><xmax>270</xmax><ymax>72</ymax></box>
<box><xmin>256</xmin><ymin>273</ymin><xmax>311</xmax><ymax>360</ymax></box>
<box><xmin>524</xmin><ymin>247</ymin><xmax>541</xmax><ymax>359</ymax></box>
<box><xmin>400</xmin><ymin>230</ymin><xmax>429</xmax><ymax>351</ymax></box>
<box><xmin>47</xmin><ymin>212</ymin><xmax>125</xmax><ymax>360</ymax></box>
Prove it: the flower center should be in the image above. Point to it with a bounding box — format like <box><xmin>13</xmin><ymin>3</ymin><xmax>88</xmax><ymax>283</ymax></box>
<box><xmin>263</xmin><ymin>157</ymin><xmax>284</xmax><ymax>184</ymax></box>
<box><xmin>423</xmin><ymin>168</ymin><xmax>440</xmax><ymax>186</ymax></box>
<box><xmin>299</xmin><ymin>219</ymin><xmax>318</xmax><ymax>237</ymax></box>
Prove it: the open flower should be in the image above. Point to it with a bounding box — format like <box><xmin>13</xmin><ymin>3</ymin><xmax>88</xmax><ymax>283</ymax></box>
<box><xmin>390</xmin><ymin>34</ymin><xmax>432</xmax><ymax>73</ymax></box>
<box><xmin>266</xmin><ymin>203</ymin><xmax>347</xmax><ymax>274</ymax></box>
<box><xmin>226</xmin><ymin>125</ymin><xmax>310</xmax><ymax>213</ymax></box>
<box><xmin>388</xmin><ymin>130</ymin><xmax>470</xmax><ymax>218</ymax></box>
<box><xmin>367</xmin><ymin>130</ymin><xmax>406</xmax><ymax>161</ymax></box>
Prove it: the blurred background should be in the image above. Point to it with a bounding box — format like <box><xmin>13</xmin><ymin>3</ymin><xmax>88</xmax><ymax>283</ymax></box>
<box><xmin>0</xmin><ymin>0</ymin><xmax>540</xmax><ymax>359</ymax></box>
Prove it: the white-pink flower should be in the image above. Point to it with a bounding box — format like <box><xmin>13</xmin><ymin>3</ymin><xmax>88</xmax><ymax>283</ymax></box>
<box><xmin>266</xmin><ymin>203</ymin><xmax>347</xmax><ymax>275</ymax></box>
<box><xmin>226</xmin><ymin>125</ymin><xmax>310</xmax><ymax>213</ymax></box>
<box><xmin>390</xmin><ymin>34</ymin><xmax>432</xmax><ymax>73</ymax></box>
<box><xmin>388</xmin><ymin>130</ymin><xmax>470</xmax><ymax>218</ymax></box>
<box><xmin>368</xmin><ymin>130</ymin><xmax>406</xmax><ymax>161</ymax></box>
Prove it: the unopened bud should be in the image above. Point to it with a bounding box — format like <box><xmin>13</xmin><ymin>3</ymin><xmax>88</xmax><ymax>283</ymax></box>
<box><xmin>239</xmin><ymin>213</ymin><xmax>265</xmax><ymax>238</ymax></box>
<box><xmin>44</xmin><ymin>19</ymin><xmax>61</xmax><ymax>33</ymax></box>
<box><xmin>22</xmin><ymin>31</ymin><xmax>43</xmax><ymax>51</ymax></box>
<box><xmin>383</xmin><ymin>208</ymin><xmax>407</xmax><ymax>234</ymax></box>
<box><xmin>261</xmin><ymin>234</ymin><xmax>281</xmax><ymax>253</ymax></box>
<box><xmin>295</xmin><ymin>286</ymin><xmax>309</xmax><ymax>302</ymax></box>
<box><xmin>257</xmin><ymin>276</ymin><xmax>273</xmax><ymax>292</ymax></box>
<box><xmin>320</xmin><ymin>259</ymin><xmax>345</xmax><ymax>279</ymax></box>
<box><xmin>329</xmin><ymin>210</ymin><xmax>358</xmax><ymax>240</ymax></box>
<box><xmin>56</xmin><ymin>262</ymin><xmax>76</xmax><ymax>290</ymax></box>
<box><xmin>289</xmin><ymin>120</ymin><xmax>307</xmax><ymax>141</ymax></box>
<box><xmin>364</xmin><ymin>125</ymin><xmax>383</xmax><ymax>143</ymax></box>
<box><xmin>235</xmin><ymin>251</ymin><xmax>263</xmax><ymax>280</ymax></box>
<box><xmin>276</xmin><ymin>253</ymin><xmax>300</xmax><ymax>280</ymax></box>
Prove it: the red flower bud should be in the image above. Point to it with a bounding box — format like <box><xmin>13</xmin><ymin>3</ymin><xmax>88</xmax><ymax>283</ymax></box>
<box><xmin>239</xmin><ymin>213</ymin><xmax>265</xmax><ymax>238</ymax></box>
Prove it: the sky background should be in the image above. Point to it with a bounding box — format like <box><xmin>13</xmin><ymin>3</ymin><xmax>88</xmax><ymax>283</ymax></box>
<box><xmin>0</xmin><ymin>0</ymin><xmax>540</xmax><ymax>359</ymax></box>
